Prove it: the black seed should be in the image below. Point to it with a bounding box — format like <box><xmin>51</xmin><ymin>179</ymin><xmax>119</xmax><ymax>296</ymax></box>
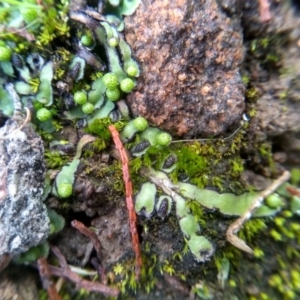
<box><xmin>157</xmin><ymin>198</ymin><xmax>169</xmax><ymax>218</ymax></box>
<box><xmin>162</xmin><ymin>154</ymin><xmax>177</xmax><ymax>169</ymax></box>
<box><xmin>132</xmin><ymin>140</ymin><xmax>150</xmax><ymax>153</ymax></box>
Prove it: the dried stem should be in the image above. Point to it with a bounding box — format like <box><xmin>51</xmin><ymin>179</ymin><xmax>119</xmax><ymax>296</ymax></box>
<box><xmin>108</xmin><ymin>124</ymin><xmax>142</xmax><ymax>280</ymax></box>
<box><xmin>71</xmin><ymin>220</ymin><xmax>102</xmax><ymax>261</ymax></box>
<box><xmin>286</xmin><ymin>185</ymin><xmax>300</xmax><ymax>197</ymax></box>
<box><xmin>50</xmin><ymin>246</ymin><xmax>119</xmax><ymax>297</ymax></box>
<box><xmin>226</xmin><ymin>170</ymin><xmax>290</xmax><ymax>253</ymax></box>
<box><xmin>37</xmin><ymin>257</ymin><xmax>62</xmax><ymax>300</ymax></box>
<box><xmin>258</xmin><ymin>0</ymin><xmax>271</xmax><ymax>22</ymax></box>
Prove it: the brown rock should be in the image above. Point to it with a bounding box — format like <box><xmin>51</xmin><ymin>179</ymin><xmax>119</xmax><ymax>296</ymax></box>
<box><xmin>125</xmin><ymin>0</ymin><xmax>245</xmax><ymax>137</ymax></box>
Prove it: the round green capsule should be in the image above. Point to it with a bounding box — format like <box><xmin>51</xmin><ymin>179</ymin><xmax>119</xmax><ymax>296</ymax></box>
<box><xmin>0</xmin><ymin>45</ymin><xmax>12</xmax><ymax>62</ymax></box>
<box><xmin>36</xmin><ymin>108</ymin><xmax>52</xmax><ymax>122</ymax></box>
<box><xmin>74</xmin><ymin>91</ymin><xmax>87</xmax><ymax>105</ymax></box>
<box><xmin>157</xmin><ymin>132</ymin><xmax>172</xmax><ymax>146</ymax></box>
<box><xmin>126</xmin><ymin>65</ymin><xmax>138</xmax><ymax>77</ymax></box>
<box><xmin>265</xmin><ymin>193</ymin><xmax>283</xmax><ymax>209</ymax></box>
<box><xmin>80</xmin><ymin>35</ymin><xmax>93</xmax><ymax>47</ymax></box>
<box><xmin>102</xmin><ymin>73</ymin><xmax>119</xmax><ymax>89</ymax></box>
<box><xmin>108</xmin><ymin>37</ymin><xmax>118</xmax><ymax>48</ymax></box>
<box><xmin>120</xmin><ymin>78</ymin><xmax>135</xmax><ymax>93</ymax></box>
<box><xmin>133</xmin><ymin>117</ymin><xmax>148</xmax><ymax>131</ymax></box>
<box><xmin>82</xmin><ymin>102</ymin><xmax>95</xmax><ymax>114</ymax></box>
<box><xmin>106</xmin><ymin>88</ymin><xmax>120</xmax><ymax>101</ymax></box>
<box><xmin>57</xmin><ymin>183</ymin><xmax>72</xmax><ymax>198</ymax></box>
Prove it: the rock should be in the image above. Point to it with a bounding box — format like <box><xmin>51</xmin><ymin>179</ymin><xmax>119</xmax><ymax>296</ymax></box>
<box><xmin>0</xmin><ymin>85</ymin><xmax>49</xmax><ymax>263</ymax></box>
<box><xmin>124</xmin><ymin>0</ymin><xmax>245</xmax><ymax>137</ymax></box>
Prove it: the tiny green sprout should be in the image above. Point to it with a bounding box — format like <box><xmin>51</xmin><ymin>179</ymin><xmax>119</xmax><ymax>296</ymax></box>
<box><xmin>274</xmin><ymin>217</ymin><xmax>285</xmax><ymax>227</ymax></box>
<box><xmin>80</xmin><ymin>35</ymin><xmax>93</xmax><ymax>47</ymax></box>
<box><xmin>120</xmin><ymin>78</ymin><xmax>135</xmax><ymax>93</ymax></box>
<box><xmin>228</xmin><ymin>280</ymin><xmax>237</xmax><ymax>288</ymax></box>
<box><xmin>113</xmin><ymin>263</ymin><xmax>124</xmax><ymax>275</ymax></box>
<box><xmin>282</xmin><ymin>210</ymin><xmax>293</xmax><ymax>218</ymax></box>
<box><xmin>0</xmin><ymin>45</ymin><xmax>12</xmax><ymax>62</ymax></box>
<box><xmin>36</xmin><ymin>108</ymin><xmax>52</xmax><ymax>122</ymax></box>
<box><xmin>74</xmin><ymin>91</ymin><xmax>87</xmax><ymax>105</ymax></box>
<box><xmin>259</xmin><ymin>293</ymin><xmax>269</xmax><ymax>300</ymax></box>
<box><xmin>106</xmin><ymin>88</ymin><xmax>120</xmax><ymax>101</ymax></box>
<box><xmin>157</xmin><ymin>132</ymin><xmax>172</xmax><ymax>146</ymax></box>
<box><xmin>290</xmin><ymin>222</ymin><xmax>300</xmax><ymax>231</ymax></box>
<box><xmin>126</xmin><ymin>65</ymin><xmax>138</xmax><ymax>77</ymax></box>
<box><xmin>265</xmin><ymin>193</ymin><xmax>283</xmax><ymax>208</ymax></box>
<box><xmin>269</xmin><ymin>229</ymin><xmax>282</xmax><ymax>241</ymax></box>
<box><xmin>253</xmin><ymin>247</ymin><xmax>264</xmax><ymax>258</ymax></box>
<box><xmin>108</xmin><ymin>37</ymin><xmax>118</xmax><ymax>47</ymax></box>
<box><xmin>133</xmin><ymin>117</ymin><xmax>148</xmax><ymax>131</ymax></box>
<box><xmin>21</xmin><ymin>8</ymin><xmax>39</xmax><ymax>24</ymax></box>
<box><xmin>268</xmin><ymin>274</ymin><xmax>282</xmax><ymax>287</ymax></box>
<box><xmin>82</xmin><ymin>102</ymin><xmax>95</xmax><ymax>114</ymax></box>
<box><xmin>57</xmin><ymin>183</ymin><xmax>73</xmax><ymax>198</ymax></box>
<box><xmin>103</xmin><ymin>72</ymin><xmax>119</xmax><ymax>89</ymax></box>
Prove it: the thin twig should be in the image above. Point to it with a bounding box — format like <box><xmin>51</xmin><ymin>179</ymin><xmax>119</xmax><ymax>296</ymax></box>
<box><xmin>50</xmin><ymin>246</ymin><xmax>119</xmax><ymax>297</ymax></box>
<box><xmin>91</xmin><ymin>257</ymin><xmax>107</xmax><ymax>284</ymax></box>
<box><xmin>286</xmin><ymin>185</ymin><xmax>300</xmax><ymax>197</ymax></box>
<box><xmin>170</xmin><ymin>122</ymin><xmax>246</xmax><ymax>144</ymax></box>
<box><xmin>37</xmin><ymin>257</ymin><xmax>62</xmax><ymax>300</ymax></box>
<box><xmin>0</xmin><ymin>108</ymin><xmax>31</xmax><ymax>140</ymax></box>
<box><xmin>71</xmin><ymin>220</ymin><xmax>102</xmax><ymax>261</ymax></box>
<box><xmin>226</xmin><ymin>170</ymin><xmax>290</xmax><ymax>253</ymax></box>
<box><xmin>108</xmin><ymin>124</ymin><xmax>142</xmax><ymax>280</ymax></box>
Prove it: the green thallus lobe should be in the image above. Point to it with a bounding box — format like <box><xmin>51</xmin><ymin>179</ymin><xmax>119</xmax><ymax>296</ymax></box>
<box><xmin>120</xmin><ymin>117</ymin><xmax>148</xmax><ymax>142</ymax></box>
<box><xmin>139</xmin><ymin>167</ymin><xmax>286</xmax><ymax>262</ymax></box>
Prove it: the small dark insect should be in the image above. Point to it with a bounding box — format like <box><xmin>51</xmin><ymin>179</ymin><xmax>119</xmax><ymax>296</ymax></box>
<box><xmin>156</xmin><ymin>198</ymin><xmax>169</xmax><ymax>218</ymax></box>
<box><xmin>69</xmin><ymin>61</ymin><xmax>81</xmax><ymax>80</ymax></box>
<box><xmin>131</xmin><ymin>140</ymin><xmax>151</xmax><ymax>154</ymax></box>
<box><xmin>162</xmin><ymin>154</ymin><xmax>177</xmax><ymax>169</ymax></box>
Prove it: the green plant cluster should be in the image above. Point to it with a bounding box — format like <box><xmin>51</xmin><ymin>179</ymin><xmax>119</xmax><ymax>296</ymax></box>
<box><xmin>0</xmin><ymin>0</ymin><xmax>70</xmax><ymax>50</ymax></box>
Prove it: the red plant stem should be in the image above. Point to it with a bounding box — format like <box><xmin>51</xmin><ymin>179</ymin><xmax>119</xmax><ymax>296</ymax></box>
<box><xmin>108</xmin><ymin>124</ymin><xmax>142</xmax><ymax>279</ymax></box>
<box><xmin>258</xmin><ymin>0</ymin><xmax>271</xmax><ymax>22</ymax></box>
<box><xmin>37</xmin><ymin>257</ymin><xmax>62</xmax><ymax>300</ymax></box>
<box><xmin>71</xmin><ymin>220</ymin><xmax>102</xmax><ymax>261</ymax></box>
<box><xmin>50</xmin><ymin>246</ymin><xmax>119</xmax><ymax>297</ymax></box>
<box><xmin>286</xmin><ymin>186</ymin><xmax>300</xmax><ymax>197</ymax></box>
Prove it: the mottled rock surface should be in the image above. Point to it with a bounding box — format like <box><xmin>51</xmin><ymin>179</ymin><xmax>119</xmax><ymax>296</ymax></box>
<box><xmin>125</xmin><ymin>0</ymin><xmax>245</xmax><ymax>137</ymax></box>
<box><xmin>0</xmin><ymin>86</ymin><xmax>49</xmax><ymax>259</ymax></box>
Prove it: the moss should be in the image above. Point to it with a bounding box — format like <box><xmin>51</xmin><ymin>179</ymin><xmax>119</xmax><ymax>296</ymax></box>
<box><xmin>44</xmin><ymin>149</ymin><xmax>71</xmax><ymax>168</ymax></box>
